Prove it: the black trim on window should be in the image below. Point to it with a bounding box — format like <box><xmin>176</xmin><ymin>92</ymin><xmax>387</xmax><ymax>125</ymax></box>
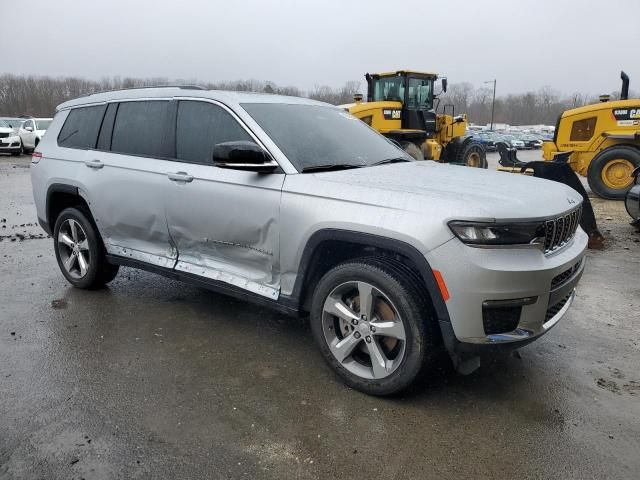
<box><xmin>96</xmin><ymin>102</ymin><xmax>118</xmax><ymax>151</ymax></box>
<box><xmin>167</xmin><ymin>99</ymin><xmax>178</xmax><ymax>160</ymax></box>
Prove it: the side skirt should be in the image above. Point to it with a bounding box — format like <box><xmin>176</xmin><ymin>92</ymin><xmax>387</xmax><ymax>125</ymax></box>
<box><xmin>105</xmin><ymin>254</ymin><xmax>301</xmax><ymax>317</ymax></box>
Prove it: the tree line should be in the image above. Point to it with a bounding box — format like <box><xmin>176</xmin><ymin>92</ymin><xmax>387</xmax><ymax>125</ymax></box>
<box><xmin>0</xmin><ymin>74</ymin><xmax>360</xmax><ymax>118</ymax></box>
<box><xmin>0</xmin><ymin>73</ymin><xmax>634</xmax><ymax>125</ymax></box>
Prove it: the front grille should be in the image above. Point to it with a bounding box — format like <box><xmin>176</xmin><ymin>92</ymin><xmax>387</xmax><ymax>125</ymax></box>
<box><xmin>543</xmin><ymin>206</ymin><xmax>582</xmax><ymax>254</ymax></box>
<box><xmin>483</xmin><ymin>306</ymin><xmax>522</xmax><ymax>334</ymax></box>
<box><xmin>0</xmin><ymin>132</ymin><xmax>9</xmax><ymax>139</ymax></box>
<box><xmin>544</xmin><ymin>293</ymin><xmax>572</xmax><ymax>323</ymax></box>
<box><xmin>551</xmin><ymin>261</ymin><xmax>581</xmax><ymax>290</ymax></box>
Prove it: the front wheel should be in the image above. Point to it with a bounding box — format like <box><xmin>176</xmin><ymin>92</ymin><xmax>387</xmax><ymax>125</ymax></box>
<box><xmin>458</xmin><ymin>142</ymin><xmax>488</xmax><ymax>168</ymax></box>
<box><xmin>53</xmin><ymin>207</ymin><xmax>119</xmax><ymax>289</ymax></box>
<box><xmin>310</xmin><ymin>259</ymin><xmax>437</xmax><ymax>396</ymax></box>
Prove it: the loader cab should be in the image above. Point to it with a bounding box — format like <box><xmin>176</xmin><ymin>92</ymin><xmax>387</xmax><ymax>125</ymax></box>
<box><xmin>366</xmin><ymin>70</ymin><xmax>438</xmax><ymax>135</ymax></box>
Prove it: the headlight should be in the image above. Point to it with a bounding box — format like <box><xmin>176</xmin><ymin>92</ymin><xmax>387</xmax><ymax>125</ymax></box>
<box><xmin>448</xmin><ymin>221</ymin><xmax>546</xmax><ymax>246</ymax></box>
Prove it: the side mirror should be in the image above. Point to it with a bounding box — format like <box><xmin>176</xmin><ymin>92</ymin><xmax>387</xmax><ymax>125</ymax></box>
<box><xmin>441</xmin><ymin>78</ymin><xmax>448</xmax><ymax>93</ymax></box>
<box><xmin>25</xmin><ymin>126</ymin><xmax>34</xmax><ymax>132</ymax></box>
<box><xmin>212</xmin><ymin>141</ymin><xmax>278</xmax><ymax>172</ymax></box>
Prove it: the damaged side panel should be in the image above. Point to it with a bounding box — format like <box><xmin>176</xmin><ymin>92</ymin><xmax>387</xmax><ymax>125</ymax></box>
<box><xmin>79</xmin><ymin>151</ymin><xmax>178</xmax><ymax>269</ymax></box>
<box><xmin>164</xmin><ymin>164</ymin><xmax>284</xmax><ymax>299</ymax></box>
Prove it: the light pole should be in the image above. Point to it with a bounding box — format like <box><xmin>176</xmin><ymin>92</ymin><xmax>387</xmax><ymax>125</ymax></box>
<box><xmin>484</xmin><ymin>79</ymin><xmax>496</xmax><ymax>131</ymax></box>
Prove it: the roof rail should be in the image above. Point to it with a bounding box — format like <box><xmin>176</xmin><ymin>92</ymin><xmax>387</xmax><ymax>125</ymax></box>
<box><xmin>76</xmin><ymin>84</ymin><xmax>207</xmax><ymax>99</ymax></box>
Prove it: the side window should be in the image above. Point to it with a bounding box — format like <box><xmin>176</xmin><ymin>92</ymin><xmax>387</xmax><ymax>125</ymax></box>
<box><xmin>57</xmin><ymin>105</ymin><xmax>107</xmax><ymax>149</ymax></box>
<box><xmin>24</xmin><ymin>120</ymin><xmax>33</xmax><ymax>130</ymax></box>
<box><xmin>570</xmin><ymin>117</ymin><xmax>597</xmax><ymax>142</ymax></box>
<box><xmin>111</xmin><ymin>101</ymin><xmax>170</xmax><ymax>157</ymax></box>
<box><xmin>175</xmin><ymin>101</ymin><xmax>254</xmax><ymax>164</ymax></box>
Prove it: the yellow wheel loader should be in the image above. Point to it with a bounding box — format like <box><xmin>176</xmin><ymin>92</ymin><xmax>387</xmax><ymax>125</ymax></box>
<box><xmin>543</xmin><ymin>71</ymin><xmax>640</xmax><ymax>200</ymax></box>
<box><xmin>341</xmin><ymin>70</ymin><xmax>487</xmax><ymax>168</ymax></box>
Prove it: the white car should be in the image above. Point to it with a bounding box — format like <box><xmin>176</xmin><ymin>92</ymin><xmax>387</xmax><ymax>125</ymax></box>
<box><xmin>0</xmin><ymin>119</ymin><xmax>23</xmax><ymax>156</ymax></box>
<box><xmin>19</xmin><ymin>118</ymin><xmax>52</xmax><ymax>153</ymax></box>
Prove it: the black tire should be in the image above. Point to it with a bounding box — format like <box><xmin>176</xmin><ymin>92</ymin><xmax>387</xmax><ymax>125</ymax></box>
<box><xmin>587</xmin><ymin>146</ymin><xmax>640</xmax><ymax>200</ymax></box>
<box><xmin>457</xmin><ymin>142</ymin><xmax>488</xmax><ymax>168</ymax></box>
<box><xmin>53</xmin><ymin>207</ymin><xmax>119</xmax><ymax>289</ymax></box>
<box><xmin>310</xmin><ymin>259</ymin><xmax>438</xmax><ymax>396</ymax></box>
<box><xmin>401</xmin><ymin>141</ymin><xmax>424</xmax><ymax>160</ymax></box>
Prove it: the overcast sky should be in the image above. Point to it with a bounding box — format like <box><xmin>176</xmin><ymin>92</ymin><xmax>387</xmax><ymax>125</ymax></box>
<box><xmin>6</xmin><ymin>0</ymin><xmax>640</xmax><ymax>96</ymax></box>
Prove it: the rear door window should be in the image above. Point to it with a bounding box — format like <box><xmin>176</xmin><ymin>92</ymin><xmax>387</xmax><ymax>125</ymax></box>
<box><xmin>57</xmin><ymin>105</ymin><xmax>107</xmax><ymax>149</ymax></box>
<box><xmin>175</xmin><ymin>100</ymin><xmax>254</xmax><ymax>164</ymax></box>
<box><xmin>111</xmin><ymin>101</ymin><xmax>170</xmax><ymax>157</ymax></box>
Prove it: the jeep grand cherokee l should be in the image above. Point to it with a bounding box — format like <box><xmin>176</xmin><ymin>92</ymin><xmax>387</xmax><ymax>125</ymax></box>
<box><xmin>31</xmin><ymin>87</ymin><xmax>587</xmax><ymax>395</ymax></box>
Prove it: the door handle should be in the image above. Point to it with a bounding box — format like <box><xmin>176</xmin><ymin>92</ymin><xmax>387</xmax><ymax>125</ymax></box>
<box><xmin>85</xmin><ymin>159</ymin><xmax>104</xmax><ymax>169</ymax></box>
<box><xmin>167</xmin><ymin>172</ymin><xmax>194</xmax><ymax>183</ymax></box>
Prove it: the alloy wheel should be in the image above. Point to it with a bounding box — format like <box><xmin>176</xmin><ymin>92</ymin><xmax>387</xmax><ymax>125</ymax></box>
<box><xmin>321</xmin><ymin>281</ymin><xmax>406</xmax><ymax>380</ymax></box>
<box><xmin>57</xmin><ymin>219</ymin><xmax>90</xmax><ymax>279</ymax></box>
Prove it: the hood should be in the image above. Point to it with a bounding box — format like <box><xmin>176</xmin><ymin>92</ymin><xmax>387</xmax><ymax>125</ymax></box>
<box><xmin>0</xmin><ymin>127</ymin><xmax>15</xmax><ymax>134</ymax></box>
<box><xmin>285</xmin><ymin>161</ymin><xmax>582</xmax><ymax>222</ymax></box>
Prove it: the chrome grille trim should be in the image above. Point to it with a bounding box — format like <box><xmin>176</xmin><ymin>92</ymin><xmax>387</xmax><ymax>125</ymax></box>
<box><xmin>544</xmin><ymin>205</ymin><xmax>582</xmax><ymax>254</ymax></box>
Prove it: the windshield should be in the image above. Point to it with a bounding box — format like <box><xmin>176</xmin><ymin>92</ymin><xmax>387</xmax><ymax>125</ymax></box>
<box><xmin>3</xmin><ymin>119</ymin><xmax>23</xmax><ymax>129</ymax></box>
<box><xmin>36</xmin><ymin>119</ymin><xmax>52</xmax><ymax>130</ymax></box>
<box><xmin>371</xmin><ymin>76</ymin><xmax>405</xmax><ymax>102</ymax></box>
<box><xmin>0</xmin><ymin>120</ymin><xmax>9</xmax><ymax>128</ymax></box>
<box><xmin>242</xmin><ymin>103</ymin><xmax>410</xmax><ymax>172</ymax></box>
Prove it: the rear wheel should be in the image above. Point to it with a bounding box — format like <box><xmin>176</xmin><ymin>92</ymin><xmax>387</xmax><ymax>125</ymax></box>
<box><xmin>458</xmin><ymin>142</ymin><xmax>488</xmax><ymax>168</ymax></box>
<box><xmin>310</xmin><ymin>259</ymin><xmax>437</xmax><ymax>396</ymax></box>
<box><xmin>587</xmin><ymin>146</ymin><xmax>640</xmax><ymax>199</ymax></box>
<box><xmin>53</xmin><ymin>207</ymin><xmax>119</xmax><ymax>289</ymax></box>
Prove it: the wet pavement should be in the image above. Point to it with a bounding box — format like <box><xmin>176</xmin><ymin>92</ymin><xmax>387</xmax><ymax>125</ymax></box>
<box><xmin>1</xmin><ymin>153</ymin><xmax>639</xmax><ymax>479</ymax></box>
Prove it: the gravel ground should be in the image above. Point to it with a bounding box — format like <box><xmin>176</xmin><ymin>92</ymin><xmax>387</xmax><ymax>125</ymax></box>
<box><xmin>1</xmin><ymin>152</ymin><xmax>639</xmax><ymax>479</ymax></box>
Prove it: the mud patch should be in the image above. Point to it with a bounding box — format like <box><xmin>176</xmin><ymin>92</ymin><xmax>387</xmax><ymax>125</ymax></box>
<box><xmin>51</xmin><ymin>299</ymin><xmax>68</xmax><ymax>309</ymax></box>
<box><xmin>596</xmin><ymin>377</ymin><xmax>620</xmax><ymax>394</ymax></box>
<box><xmin>623</xmin><ymin>381</ymin><xmax>640</xmax><ymax>396</ymax></box>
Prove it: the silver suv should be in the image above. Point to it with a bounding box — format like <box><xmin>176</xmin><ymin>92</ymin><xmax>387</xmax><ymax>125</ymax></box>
<box><xmin>31</xmin><ymin>87</ymin><xmax>586</xmax><ymax>395</ymax></box>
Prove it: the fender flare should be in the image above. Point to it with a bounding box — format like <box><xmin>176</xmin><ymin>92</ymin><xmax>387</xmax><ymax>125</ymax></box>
<box><xmin>287</xmin><ymin>228</ymin><xmax>451</xmax><ymax>324</ymax></box>
<box><xmin>40</xmin><ymin>183</ymin><xmax>81</xmax><ymax>235</ymax></box>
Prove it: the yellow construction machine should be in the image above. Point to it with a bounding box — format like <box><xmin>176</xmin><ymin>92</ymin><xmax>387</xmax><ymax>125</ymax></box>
<box><xmin>341</xmin><ymin>70</ymin><xmax>487</xmax><ymax>168</ymax></box>
<box><xmin>543</xmin><ymin>71</ymin><xmax>640</xmax><ymax>199</ymax></box>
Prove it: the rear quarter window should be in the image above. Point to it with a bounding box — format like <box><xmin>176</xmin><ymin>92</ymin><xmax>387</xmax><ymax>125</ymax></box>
<box><xmin>57</xmin><ymin>105</ymin><xmax>107</xmax><ymax>149</ymax></box>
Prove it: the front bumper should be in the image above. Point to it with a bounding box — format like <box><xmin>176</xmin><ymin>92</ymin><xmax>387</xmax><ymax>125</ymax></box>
<box><xmin>426</xmin><ymin>228</ymin><xmax>588</xmax><ymax>351</ymax></box>
<box><xmin>0</xmin><ymin>137</ymin><xmax>22</xmax><ymax>153</ymax></box>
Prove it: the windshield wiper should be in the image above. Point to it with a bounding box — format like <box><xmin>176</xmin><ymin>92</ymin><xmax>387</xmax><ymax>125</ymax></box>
<box><xmin>301</xmin><ymin>163</ymin><xmax>364</xmax><ymax>173</ymax></box>
<box><xmin>371</xmin><ymin>157</ymin><xmax>412</xmax><ymax>166</ymax></box>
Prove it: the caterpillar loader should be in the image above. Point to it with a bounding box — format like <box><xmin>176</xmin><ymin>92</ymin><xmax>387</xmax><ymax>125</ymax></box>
<box><xmin>542</xmin><ymin>71</ymin><xmax>640</xmax><ymax>200</ymax></box>
<box><xmin>341</xmin><ymin>70</ymin><xmax>487</xmax><ymax>168</ymax></box>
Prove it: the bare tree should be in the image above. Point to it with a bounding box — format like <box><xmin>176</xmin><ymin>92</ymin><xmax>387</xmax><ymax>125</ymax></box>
<box><xmin>0</xmin><ymin>73</ymin><xmax>636</xmax><ymax>124</ymax></box>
